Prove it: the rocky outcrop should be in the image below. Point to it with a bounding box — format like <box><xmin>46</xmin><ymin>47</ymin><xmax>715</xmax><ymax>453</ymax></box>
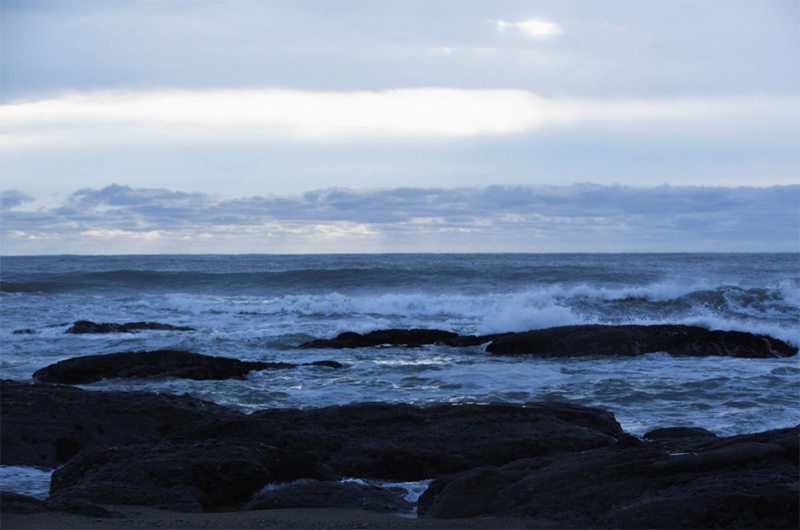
<box><xmin>164</xmin><ymin>401</ymin><xmax>624</xmax><ymax>481</ymax></box>
<box><xmin>32</xmin><ymin>350</ymin><xmax>342</xmax><ymax>385</ymax></box>
<box><xmin>0</xmin><ymin>492</ymin><xmax>48</xmax><ymax>515</ymax></box>
<box><xmin>48</xmin><ymin>441</ymin><xmax>334</xmax><ymax>513</ymax></box>
<box><xmin>299</xmin><ymin>325</ymin><xmax>797</xmax><ymax>358</ymax></box>
<box><xmin>243</xmin><ymin>480</ymin><xmax>413</xmax><ymax>513</ymax></box>
<box><xmin>418</xmin><ymin>426</ymin><xmax>800</xmax><ymax>529</ymax></box>
<box><xmin>299</xmin><ymin>329</ymin><xmax>459</xmax><ymax>349</ymax></box>
<box><xmin>65</xmin><ymin>320</ymin><xmax>195</xmax><ymax>334</ymax></box>
<box><xmin>484</xmin><ymin>325</ymin><xmax>796</xmax><ymax>358</ymax></box>
<box><xmin>643</xmin><ymin>426</ymin><xmax>717</xmax><ymax>440</ymax></box>
<box><xmin>0</xmin><ymin>380</ymin><xmax>238</xmax><ymax>468</ymax></box>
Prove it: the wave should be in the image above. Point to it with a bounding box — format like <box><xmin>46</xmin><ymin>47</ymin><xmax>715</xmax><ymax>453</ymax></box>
<box><xmin>124</xmin><ymin>281</ymin><xmax>800</xmax><ymax>346</ymax></box>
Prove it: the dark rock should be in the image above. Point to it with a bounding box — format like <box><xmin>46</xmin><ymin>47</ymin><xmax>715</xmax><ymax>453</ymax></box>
<box><xmin>65</xmin><ymin>320</ymin><xmax>195</xmax><ymax>334</ymax></box>
<box><xmin>12</xmin><ymin>329</ymin><xmax>36</xmax><ymax>335</ymax></box>
<box><xmin>32</xmin><ymin>350</ymin><xmax>341</xmax><ymax>385</ymax></box>
<box><xmin>644</xmin><ymin>426</ymin><xmax>717</xmax><ymax>440</ymax></box>
<box><xmin>0</xmin><ymin>379</ymin><xmax>238</xmax><ymax>468</ymax></box>
<box><xmin>49</xmin><ymin>441</ymin><xmax>334</xmax><ymax>513</ymax></box>
<box><xmin>165</xmin><ymin>401</ymin><xmax>624</xmax><ymax>481</ymax></box>
<box><xmin>304</xmin><ymin>360</ymin><xmax>345</xmax><ymax>369</ymax></box>
<box><xmin>0</xmin><ymin>491</ymin><xmax>48</xmax><ymax>514</ymax></box>
<box><xmin>45</xmin><ymin>497</ymin><xmax>121</xmax><ymax>518</ymax></box>
<box><xmin>418</xmin><ymin>426</ymin><xmax>799</xmax><ymax>529</ymax></box>
<box><xmin>243</xmin><ymin>480</ymin><xmax>413</xmax><ymax>513</ymax></box>
<box><xmin>485</xmin><ymin>324</ymin><xmax>797</xmax><ymax>358</ymax></box>
<box><xmin>299</xmin><ymin>329</ymin><xmax>460</xmax><ymax>349</ymax></box>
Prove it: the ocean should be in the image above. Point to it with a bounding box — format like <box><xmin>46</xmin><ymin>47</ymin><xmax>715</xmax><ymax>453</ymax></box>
<box><xmin>2</xmin><ymin>253</ymin><xmax>799</xmax><ymax>498</ymax></box>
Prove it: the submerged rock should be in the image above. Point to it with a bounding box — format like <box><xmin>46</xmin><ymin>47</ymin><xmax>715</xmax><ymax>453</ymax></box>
<box><xmin>65</xmin><ymin>320</ymin><xmax>195</xmax><ymax>334</ymax></box>
<box><xmin>299</xmin><ymin>329</ymin><xmax>459</xmax><ymax>349</ymax></box>
<box><xmin>484</xmin><ymin>325</ymin><xmax>797</xmax><ymax>358</ymax></box>
<box><xmin>11</xmin><ymin>329</ymin><xmax>36</xmax><ymax>335</ymax></box>
<box><xmin>32</xmin><ymin>350</ymin><xmax>342</xmax><ymax>385</ymax></box>
<box><xmin>243</xmin><ymin>480</ymin><xmax>413</xmax><ymax>513</ymax></box>
<box><xmin>0</xmin><ymin>380</ymin><xmax>237</xmax><ymax>468</ymax></box>
<box><xmin>165</xmin><ymin>401</ymin><xmax>624</xmax><ymax>481</ymax></box>
<box><xmin>418</xmin><ymin>426</ymin><xmax>799</xmax><ymax>529</ymax></box>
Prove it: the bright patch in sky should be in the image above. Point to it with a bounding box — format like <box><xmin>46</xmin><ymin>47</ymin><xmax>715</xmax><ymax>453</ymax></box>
<box><xmin>495</xmin><ymin>18</ymin><xmax>564</xmax><ymax>40</ymax></box>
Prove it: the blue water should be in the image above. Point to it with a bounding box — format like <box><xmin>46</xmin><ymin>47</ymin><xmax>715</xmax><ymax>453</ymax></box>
<box><xmin>1</xmin><ymin>253</ymin><xmax>798</xmax><ymax>437</ymax></box>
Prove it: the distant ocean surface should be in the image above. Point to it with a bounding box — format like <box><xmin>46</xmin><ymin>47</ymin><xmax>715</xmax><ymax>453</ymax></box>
<box><xmin>2</xmin><ymin>253</ymin><xmax>799</xmax><ymax>438</ymax></box>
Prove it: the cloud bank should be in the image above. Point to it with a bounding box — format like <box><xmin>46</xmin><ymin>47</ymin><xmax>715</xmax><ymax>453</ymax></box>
<box><xmin>1</xmin><ymin>184</ymin><xmax>797</xmax><ymax>254</ymax></box>
<box><xmin>1</xmin><ymin>89</ymin><xmax>796</xmax><ymax>149</ymax></box>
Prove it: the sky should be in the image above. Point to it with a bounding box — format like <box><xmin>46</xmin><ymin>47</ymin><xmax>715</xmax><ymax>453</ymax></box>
<box><xmin>0</xmin><ymin>0</ymin><xmax>798</xmax><ymax>254</ymax></box>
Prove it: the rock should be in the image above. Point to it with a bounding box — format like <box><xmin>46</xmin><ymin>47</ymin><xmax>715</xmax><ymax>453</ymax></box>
<box><xmin>0</xmin><ymin>379</ymin><xmax>238</xmax><ymax>468</ymax></box>
<box><xmin>49</xmin><ymin>441</ymin><xmax>334</xmax><ymax>513</ymax></box>
<box><xmin>32</xmin><ymin>350</ymin><xmax>340</xmax><ymax>385</ymax></box>
<box><xmin>644</xmin><ymin>426</ymin><xmax>717</xmax><ymax>440</ymax></box>
<box><xmin>298</xmin><ymin>325</ymin><xmax>797</xmax><ymax>358</ymax></box>
<box><xmin>65</xmin><ymin>320</ymin><xmax>195</xmax><ymax>334</ymax></box>
<box><xmin>165</xmin><ymin>401</ymin><xmax>624</xmax><ymax>481</ymax></box>
<box><xmin>305</xmin><ymin>360</ymin><xmax>345</xmax><ymax>369</ymax></box>
<box><xmin>418</xmin><ymin>426</ymin><xmax>799</xmax><ymax>529</ymax></box>
<box><xmin>12</xmin><ymin>329</ymin><xmax>36</xmax><ymax>335</ymax></box>
<box><xmin>45</xmin><ymin>497</ymin><xmax>121</xmax><ymax>518</ymax></box>
<box><xmin>299</xmin><ymin>329</ymin><xmax>460</xmax><ymax>349</ymax></box>
<box><xmin>243</xmin><ymin>480</ymin><xmax>413</xmax><ymax>513</ymax></box>
<box><xmin>0</xmin><ymin>491</ymin><xmax>48</xmax><ymax>514</ymax></box>
<box><xmin>485</xmin><ymin>325</ymin><xmax>797</xmax><ymax>358</ymax></box>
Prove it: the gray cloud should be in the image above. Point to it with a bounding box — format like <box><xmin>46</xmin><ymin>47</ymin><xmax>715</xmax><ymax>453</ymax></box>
<box><xmin>1</xmin><ymin>184</ymin><xmax>797</xmax><ymax>254</ymax></box>
<box><xmin>0</xmin><ymin>189</ymin><xmax>34</xmax><ymax>210</ymax></box>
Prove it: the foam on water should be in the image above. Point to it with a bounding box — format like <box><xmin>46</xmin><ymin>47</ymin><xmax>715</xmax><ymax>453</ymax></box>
<box><xmin>0</xmin><ymin>466</ymin><xmax>53</xmax><ymax>499</ymax></box>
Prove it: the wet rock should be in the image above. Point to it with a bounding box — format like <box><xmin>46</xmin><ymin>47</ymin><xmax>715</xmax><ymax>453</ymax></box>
<box><xmin>65</xmin><ymin>320</ymin><xmax>195</xmax><ymax>334</ymax></box>
<box><xmin>0</xmin><ymin>380</ymin><xmax>238</xmax><ymax>468</ymax></box>
<box><xmin>485</xmin><ymin>325</ymin><xmax>797</xmax><ymax>358</ymax></box>
<box><xmin>0</xmin><ymin>491</ymin><xmax>48</xmax><ymax>514</ymax></box>
<box><xmin>299</xmin><ymin>329</ymin><xmax>459</xmax><ymax>349</ymax></box>
<box><xmin>49</xmin><ymin>441</ymin><xmax>334</xmax><ymax>513</ymax></box>
<box><xmin>418</xmin><ymin>426</ymin><xmax>799</xmax><ymax>529</ymax></box>
<box><xmin>32</xmin><ymin>350</ymin><xmax>340</xmax><ymax>385</ymax></box>
<box><xmin>165</xmin><ymin>401</ymin><xmax>624</xmax><ymax>481</ymax></box>
<box><xmin>644</xmin><ymin>426</ymin><xmax>717</xmax><ymax>440</ymax></box>
<box><xmin>243</xmin><ymin>480</ymin><xmax>413</xmax><ymax>513</ymax></box>
<box><xmin>11</xmin><ymin>329</ymin><xmax>36</xmax><ymax>335</ymax></box>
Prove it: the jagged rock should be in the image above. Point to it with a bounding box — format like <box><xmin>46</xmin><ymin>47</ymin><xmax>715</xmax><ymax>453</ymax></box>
<box><xmin>484</xmin><ymin>325</ymin><xmax>797</xmax><ymax>358</ymax></box>
<box><xmin>418</xmin><ymin>426</ymin><xmax>800</xmax><ymax>529</ymax></box>
<box><xmin>299</xmin><ymin>329</ymin><xmax>459</xmax><ymax>349</ymax></box>
<box><xmin>0</xmin><ymin>380</ymin><xmax>238</xmax><ymax>468</ymax></box>
<box><xmin>48</xmin><ymin>441</ymin><xmax>335</xmax><ymax>513</ymax></box>
<box><xmin>65</xmin><ymin>320</ymin><xmax>195</xmax><ymax>334</ymax></box>
<box><xmin>243</xmin><ymin>480</ymin><xmax>413</xmax><ymax>513</ymax></box>
<box><xmin>32</xmin><ymin>350</ymin><xmax>341</xmax><ymax>385</ymax></box>
<box><xmin>165</xmin><ymin>401</ymin><xmax>624</xmax><ymax>481</ymax></box>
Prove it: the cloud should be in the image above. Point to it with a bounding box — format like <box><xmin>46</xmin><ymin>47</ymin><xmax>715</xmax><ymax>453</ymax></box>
<box><xmin>0</xmin><ymin>190</ymin><xmax>34</xmax><ymax>210</ymax></box>
<box><xmin>1</xmin><ymin>184</ymin><xmax>797</xmax><ymax>254</ymax></box>
<box><xmin>1</xmin><ymin>88</ymin><xmax>797</xmax><ymax>150</ymax></box>
<box><xmin>495</xmin><ymin>18</ymin><xmax>564</xmax><ymax>40</ymax></box>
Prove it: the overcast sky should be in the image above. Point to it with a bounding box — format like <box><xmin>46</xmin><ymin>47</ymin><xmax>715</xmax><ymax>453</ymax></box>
<box><xmin>1</xmin><ymin>0</ymin><xmax>798</xmax><ymax>254</ymax></box>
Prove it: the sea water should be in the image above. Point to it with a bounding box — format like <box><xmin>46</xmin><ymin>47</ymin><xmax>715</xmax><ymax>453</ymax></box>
<box><xmin>1</xmin><ymin>254</ymin><xmax>798</xmax><ymax>494</ymax></box>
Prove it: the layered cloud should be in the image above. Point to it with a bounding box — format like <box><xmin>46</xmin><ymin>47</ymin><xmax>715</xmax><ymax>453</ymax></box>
<box><xmin>1</xmin><ymin>184</ymin><xmax>797</xmax><ymax>254</ymax></box>
<box><xmin>1</xmin><ymin>88</ymin><xmax>797</xmax><ymax>150</ymax></box>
